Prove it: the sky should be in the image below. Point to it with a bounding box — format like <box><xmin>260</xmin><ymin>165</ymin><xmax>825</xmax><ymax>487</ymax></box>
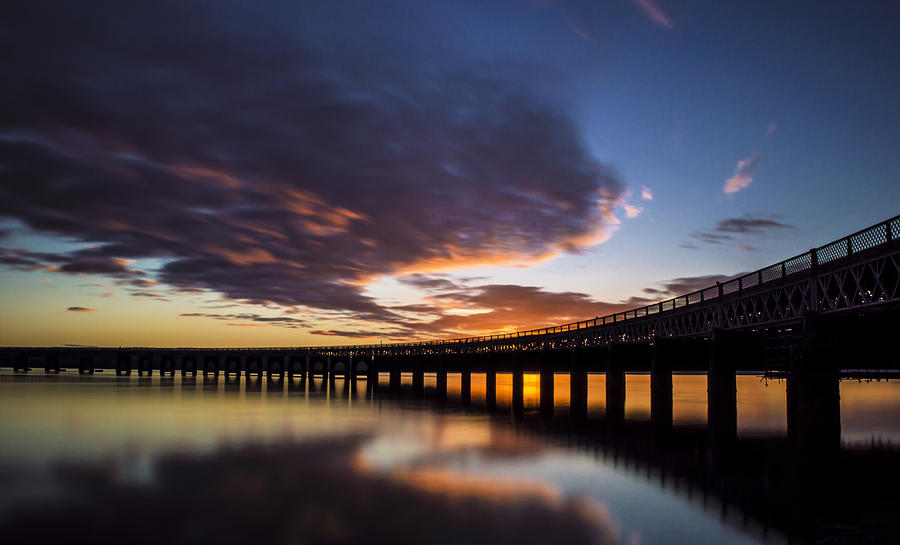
<box><xmin>1</xmin><ymin>0</ymin><xmax>899</xmax><ymax>347</ymax></box>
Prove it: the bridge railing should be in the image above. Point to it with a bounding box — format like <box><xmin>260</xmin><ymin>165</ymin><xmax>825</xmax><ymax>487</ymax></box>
<box><xmin>319</xmin><ymin>215</ymin><xmax>899</xmax><ymax>353</ymax></box>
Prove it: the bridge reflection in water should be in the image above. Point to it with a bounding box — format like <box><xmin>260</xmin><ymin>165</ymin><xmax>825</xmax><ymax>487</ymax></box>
<box><xmin>321</xmin><ymin>367</ymin><xmax>896</xmax><ymax>543</ymax></box>
<box><xmin>2</xmin><ymin>366</ymin><xmax>899</xmax><ymax>544</ymax></box>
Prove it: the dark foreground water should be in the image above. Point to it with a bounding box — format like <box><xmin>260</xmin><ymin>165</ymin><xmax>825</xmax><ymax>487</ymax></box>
<box><xmin>1</xmin><ymin>371</ymin><xmax>898</xmax><ymax>545</ymax></box>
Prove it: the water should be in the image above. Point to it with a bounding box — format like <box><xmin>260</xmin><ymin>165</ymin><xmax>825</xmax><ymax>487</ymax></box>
<box><xmin>1</xmin><ymin>371</ymin><xmax>898</xmax><ymax>544</ymax></box>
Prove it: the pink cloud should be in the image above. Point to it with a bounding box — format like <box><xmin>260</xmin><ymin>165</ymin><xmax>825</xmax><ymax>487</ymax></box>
<box><xmin>631</xmin><ymin>0</ymin><xmax>673</xmax><ymax>28</ymax></box>
<box><xmin>624</xmin><ymin>205</ymin><xmax>643</xmax><ymax>219</ymax></box>
<box><xmin>640</xmin><ymin>186</ymin><xmax>653</xmax><ymax>200</ymax></box>
<box><xmin>723</xmin><ymin>152</ymin><xmax>760</xmax><ymax>194</ymax></box>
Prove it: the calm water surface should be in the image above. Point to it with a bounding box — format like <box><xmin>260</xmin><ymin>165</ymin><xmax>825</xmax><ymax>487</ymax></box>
<box><xmin>1</xmin><ymin>371</ymin><xmax>898</xmax><ymax>544</ymax></box>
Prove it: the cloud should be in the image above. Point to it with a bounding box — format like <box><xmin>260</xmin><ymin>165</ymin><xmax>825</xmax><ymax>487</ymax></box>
<box><xmin>767</xmin><ymin>122</ymin><xmax>777</xmax><ymax>138</ymax></box>
<box><xmin>640</xmin><ymin>186</ymin><xmax>653</xmax><ymax>200</ymax></box>
<box><xmin>723</xmin><ymin>152</ymin><xmax>761</xmax><ymax>194</ymax></box>
<box><xmin>624</xmin><ymin>205</ymin><xmax>642</xmax><ymax>219</ymax></box>
<box><xmin>642</xmin><ymin>273</ymin><xmax>738</xmax><ymax>297</ymax></box>
<box><xmin>179</xmin><ymin>312</ymin><xmax>306</xmax><ymax>328</ymax></box>
<box><xmin>689</xmin><ymin>231</ymin><xmax>733</xmax><ymax>245</ymax></box>
<box><xmin>631</xmin><ymin>0</ymin><xmax>674</xmax><ymax>28</ymax></box>
<box><xmin>66</xmin><ymin>306</ymin><xmax>95</xmax><ymax>312</ymax></box>
<box><xmin>690</xmin><ymin>214</ymin><xmax>792</xmax><ymax>246</ymax></box>
<box><xmin>0</xmin><ymin>2</ymin><xmax>624</xmax><ymax>326</ymax></box>
<box><xmin>41</xmin><ymin>279</ymin><xmax>54</xmax><ymax>287</ymax></box>
<box><xmin>714</xmin><ymin>215</ymin><xmax>792</xmax><ymax>234</ymax></box>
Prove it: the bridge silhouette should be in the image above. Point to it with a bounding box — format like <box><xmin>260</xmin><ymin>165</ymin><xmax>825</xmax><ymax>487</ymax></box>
<box><xmin>3</xmin><ymin>214</ymin><xmax>897</xmax><ymax>377</ymax></box>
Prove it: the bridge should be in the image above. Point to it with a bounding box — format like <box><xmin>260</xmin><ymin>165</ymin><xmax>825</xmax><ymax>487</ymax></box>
<box><xmin>3</xmin><ymin>214</ymin><xmax>897</xmax><ymax>377</ymax></box>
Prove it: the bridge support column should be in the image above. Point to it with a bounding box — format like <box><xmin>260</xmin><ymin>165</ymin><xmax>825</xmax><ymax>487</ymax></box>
<box><xmin>13</xmin><ymin>354</ymin><xmax>29</xmax><ymax>373</ymax></box>
<box><xmin>245</xmin><ymin>356</ymin><xmax>262</xmax><ymax>381</ymax></box>
<box><xmin>203</xmin><ymin>355</ymin><xmax>220</xmax><ymax>378</ymax></box>
<box><xmin>44</xmin><ymin>355</ymin><xmax>61</xmax><ymax>374</ymax></box>
<box><xmin>651</xmin><ymin>352</ymin><xmax>673</xmax><ymax>438</ymax></box>
<box><xmin>787</xmin><ymin>365</ymin><xmax>841</xmax><ymax>455</ymax></box>
<box><xmin>540</xmin><ymin>370</ymin><xmax>554</xmax><ymax>418</ymax></box>
<box><xmin>460</xmin><ymin>371</ymin><xmax>472</xmax><ymax>405</ymax></box>
<box><xmin>326</xmin><ymin>356</ymin><xmax>333</xmax><ymax>383</ymax></box>
<box><xmin>116</xmin><ymin>353</ymin><xmax>132</xmax><ymax>377</ymax></box>
<box><xmin>606</xmin><ymin>367</ymin><xmax>625</xmax><ymax>427</ymax></box>
<box><xmin>412</xmin><ymin>368</ymin><xmax>424</xmax><ymax>395</ymax></box>
<box><xmin>367</xmin><ymin>358</ymin><xmax>378</xmax><ymax>391</ymax></box>
<box><xmin>707</xmin><ymin>368</ymin><xmax>737</xmax><ymax>445</ymax></box>
<box><xmin>290</xmin><ymin>355</ymin><xmax>306</xmax><ymax>382</ymax></box>
<box><xmin>511</xmin><ymin>368</ymin><xmax>524</xmax><ymax>415</ymax></box>
<box><xmin>138</xmin><ymin>354</ymin><xmax>153</xmax><ymax>376</ymax></box>
<box><xmin>389</xmin><ymin>368</ymin><xmax>401</xmax><ymax>394</ymax></box>
<box><xmin>436</xmin><ymin>369</ymin><xmax>448</xmax><ymax>400</ymax></box>
<box><xmin>485</xmin><ymin>370</ymin><xmax>497</xmax><ymax>410</ymax></box>
<box><xmin>79</xmin><ymin>356</ymin><xmax>94</xmax><ymax>375</ymax></box>
<box><xmin>708</xmin><ymin>330</ymin><xmax>738</xmax><ymax>445</ymax></box>
<box><xmin>182</xmin><ymin>355</ymin><xmax>198</xmax><ymax>378</ymax></box>
<box><xmin>267</xmin><ymin>356</ymin><xmax>285</xmax><ymax>382</ymax></box>
<box><xmin>570</xmin><ymin>368</ymin><xmax>588</xmax><ymax>422</ymax></box>
<box><xmin>160</xmin><ymin>355</ymin><xmax>176</xmax><ymax>376</ymax></box>
<box><xmin>224</xmin><ymin>356</ymin><xmax>240</xmax><ymax>380</ymax></box>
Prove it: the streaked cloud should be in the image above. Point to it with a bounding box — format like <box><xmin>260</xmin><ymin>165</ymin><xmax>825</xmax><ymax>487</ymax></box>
<box><xmin>723</xmin><ymin>152</ymin><xmax>761</xmax><ymax>194</ymax></box>
<box><xmin>687</xmin><ymin>214</ymin><xmax>792</xmax><ymax>248</ymax></box>
<box><xmin>631</xmin><ymin>0</ymin><xmax>674</xmax><ymax>28</ymax></box>
<box><xmin>642</xmin><ymin>273</ymin><xmax>740</xmax><ymax>297</ymax></box>
<box><xmin>715</xmin><ymin>215</ymin><xmax>792</xmax><ymax>234</ymax></box>
<box><xmin>66</xmin><ymin>306</ymin><xmax>95</xmax><ymax>312</ymax></box>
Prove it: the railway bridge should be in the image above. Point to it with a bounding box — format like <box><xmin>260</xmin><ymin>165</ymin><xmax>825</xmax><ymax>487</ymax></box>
<box><xmin>3</xmin><ymin>215</ymin><xmax>899</xmax><ymax>431</ymax></box>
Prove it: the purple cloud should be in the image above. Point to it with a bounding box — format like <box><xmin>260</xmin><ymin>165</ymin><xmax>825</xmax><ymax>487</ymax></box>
<box><xmin>0</xmin><ymin>2</ymin><xmax>624</xmax><ymax>325</ymax></box>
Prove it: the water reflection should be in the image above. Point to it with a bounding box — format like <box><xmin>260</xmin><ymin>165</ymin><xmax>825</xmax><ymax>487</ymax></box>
<box><xmin>1</xmin><ymin>370</ymin><xmax>898</xmax><ymax>545</ymax></box>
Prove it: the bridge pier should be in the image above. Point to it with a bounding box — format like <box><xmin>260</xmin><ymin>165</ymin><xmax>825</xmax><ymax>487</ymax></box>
<box><xmin>13</xmin><ymin>354</ymin><xmax>28</xmax><ymax>373</ymax></box>
<box><xmin>412</xmin><ymin>368</ymin><xmax>424</xmax><ymax>395</ymax></box>
<box><xmin>511</xmin><ymin>368</ymin><xmax>524</xmax><ymax>415</ymax></box>
<box><xmin>606</xmin><ymin>367</ymin><xmax>625</xmax><ymax>427</ymax></box>
<box><xmin>159</xmin><ymin>354</ymin><xmax>176</xmax><ymax>376</ymax></box>
<box><xmin>79</xmin><ymin>356</ymin><xmax>94</xmax><ymax>375</ymax></box>
<box><xmin>436</xmin><ymin>369</ymin><xmax>448</xmax><ymax>400</ymax></box>
<box><xmin>203</xmin><ymin>355</ymin><xmax>219</xmax><ymax>378</ymax></box>
<box><xmin>288</xmin><ymin>355</ymin><xmax>305</xmax><ymax>381</ymax></box>
<box><xmin>182</xmin><ymin>355</ymin><xmax>198</xmax><ymax>377</ymax></box>
<box><xmin>245</xmin><ymin>356</ymin><xmax>262</xmax><ymax>381</ymax></box>
<box><xmin>570</xmin><ymin>369</ymin><xmax>589</xmax><ymax>421</ymax></box>
<box><xmin>651</xmin><ymin>348</ymin><xmax>673</xmax><ymax>437</ymax></box>
<box><xmin>788</xmin><ymin>351</ymin><xmax>841</xmax><ymax>455</ymax></box>
<box><xmin>389</xmin><ymin>368</ymin><xmax>401</xmax><ymax>393</ymax></box>
<box><xmin>267</xmin><ymin>356</ymin><xmax>285</xmax><ymax>382</ymax></box>
<box><xmin>225</xmin><ymin>355</ymin><xmax>241</xmax><ymax>379</ymax></box>
<box><xmin>116</xmin><ymin>353</ymin><xmax>132</xmax><ymax>376</ymax></box>
<box><xmin>367</xmin><ymin>358</ymin><xmax>378</xmax><ymax>390</ymax></box>
<box><xmin>43</xmin><ymin>355</ymin><xmax>61</xmax><ymax>374</ymax></box>
<box><xmin>540</xmin><ymin>370</ymin><xmax>554</xmax><ymax>418</ymax></box>
<box><xmin>138</xmin><ymin>354</ymin><xmax>153</xmax><ymax>376</ymax></box>
<box><xmin>460</xmin><ymin>371</ymin><xmax>472</xmax><ymax>405</ymax></box>
<box><xmin>708</xmin><ymin>330</ymin><xmax>739</xmax><ymax>445</ymax></box>
<box><xmin>485</xmin><ymin>370</ymin><xmax>497</xmax><ymax>410</ymax></box>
